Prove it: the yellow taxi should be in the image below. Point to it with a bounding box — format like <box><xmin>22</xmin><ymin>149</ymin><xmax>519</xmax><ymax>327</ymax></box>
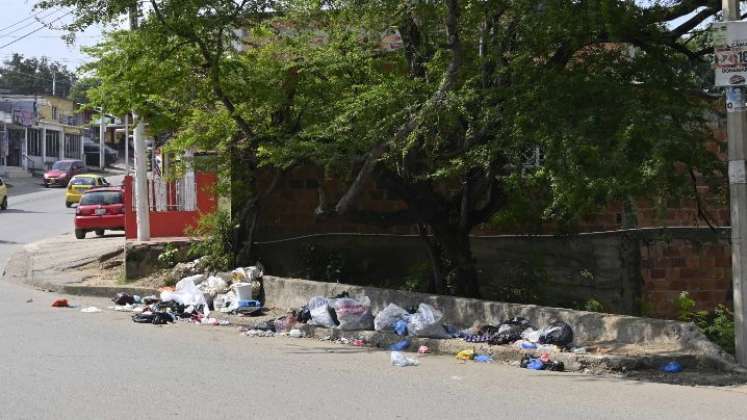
<box><xmin>0</xmin><ymin>177</ymin><xmax>7</xmax><ymax>210</ymax></box>
<box><xmin>65</xmin><ymin>174</ymin><xmax>110</xmax><ymax>207</ymax></box>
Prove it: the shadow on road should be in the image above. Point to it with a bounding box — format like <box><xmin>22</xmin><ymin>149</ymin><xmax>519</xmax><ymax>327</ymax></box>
<box><xmin>1</xmin><ymin>209</ymin><xmax>45</xmax><ymax>214</ymax></box>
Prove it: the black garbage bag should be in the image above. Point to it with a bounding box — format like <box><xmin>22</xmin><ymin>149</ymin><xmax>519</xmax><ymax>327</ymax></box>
<box><xmin>506</xmin><ymin>316</ymin><xmax>533</xmax><ymax>328</ymax></box>
<box><xmin>132</xmin><ymin>312</ymin><xmax>175</xmax><ymax>325</ymax></box>
<box><xmin>538</xmin><ymin>321</ymin><xmax>574</xmax><ymax>347</ymax></box>
<box><xmin>298</xmin><ymin>305</ymin><xmax>312</xmax><ymax>323</ymax></box>
<box><xmin>112</xmin><ymin>293</ymin><xmax>135</xmax><ymax>306</ymax></box>
<box><xmin>155</xmin><ymin>301</ymin><xmax>186</xmax><ymax>315</ymax></box>
<box><xmin>478</xmin><ymin>325</ymin><xmax>501</xmax><ymax>336</ymax></box>
<box><xmin>489</xmin><ymin>323</ymin><xmax>524</xmax><ymax>345</ymax></box>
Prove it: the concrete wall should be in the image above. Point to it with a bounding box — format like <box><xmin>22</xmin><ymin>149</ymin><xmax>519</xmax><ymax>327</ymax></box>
<box><xmin>254</xmin><ymin>232</ymin><xmax>642</xmax><ymax>315</ymax></box>
<box><xmin>254</xmin><ymin>228</ymin><xmax>731</xmax><ymax>318</ymax></box>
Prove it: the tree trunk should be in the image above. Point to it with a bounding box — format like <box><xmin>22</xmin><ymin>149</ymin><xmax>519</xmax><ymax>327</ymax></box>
<box><xmin>431</xmin><ymin>224</ymin><xmax>481</xmax><ymax>298</ymax></box>
<box><xmin>418</xmin><ymin>224</ymin><xmax>446</xmax><ymax>294</ymax></box>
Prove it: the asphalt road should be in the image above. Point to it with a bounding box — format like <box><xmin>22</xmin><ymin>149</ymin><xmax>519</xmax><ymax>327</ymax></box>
<box><xmin>2</xmin><ymin>176</ymin><xmax>747</xmax><ymax>419</ymax></box>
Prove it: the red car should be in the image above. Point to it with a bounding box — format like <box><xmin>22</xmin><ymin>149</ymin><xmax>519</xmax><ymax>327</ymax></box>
<box><xmin>74</xmin><ymin>187</ymin><xmax>125</xmax><ymax>239</ymax></box>
<box><xmin>44</xmin><ymin>159</ymin><xmax>86</xmax><ymax>187</ymax></box>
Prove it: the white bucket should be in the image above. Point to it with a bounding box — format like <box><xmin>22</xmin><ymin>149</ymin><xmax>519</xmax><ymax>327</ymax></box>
<box><xmin>233</xmin><ymin>283</ymin><xmax>253</xmax><ymax>300</ymax></box>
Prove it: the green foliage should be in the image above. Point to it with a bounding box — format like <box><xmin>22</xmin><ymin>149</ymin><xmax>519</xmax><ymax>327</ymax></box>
<box><xmin>402</xmin><ymin>262</ymin><xmax>431</xmax><ymax>292</ymax></box>
<box><xmin>0</xmin><ymin>53</ymin><xmax>76</xmax><ymax>98</ymax></box>
<box><xmin>300</xmin><ymin>244</ymin><xmax>347</xmax><ymax>283</ymax></box>
<box><xmin>583</xmin><ymin>298</ymin><xmax>605</xmax><ymax>313</ymax></box>
<box><xmin>156</xmin><ymin>243</ymin><xmax>180</xmax><ymax>268</ymax></box>
<box><xmin>675</xmin><ymin>291</ymin><xmax>735</xmax><ymax>355</ymax></box>
<box><xmin>186</xmin><ymin>210</ymin><xmax>234</xmax><ymax>272</ymax></box>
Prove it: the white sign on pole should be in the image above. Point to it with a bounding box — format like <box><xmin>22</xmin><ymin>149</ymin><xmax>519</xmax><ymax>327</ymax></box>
<box><xmin>714</xmin><ymin>21</ymin><xmax>747</xmax><ymax>87</ymax></box>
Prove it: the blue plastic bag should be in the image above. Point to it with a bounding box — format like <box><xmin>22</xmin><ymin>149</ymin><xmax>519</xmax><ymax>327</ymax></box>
<box><xmin>520</xmin><ymin>342</ymin><xmax>538</xmax><ymax>350</ymax></box>
<box><xmin>527</xmin><ymin>358</ymin><xmax>545</xmax><ymax>370</ymax></box>
<box><xmin>389</xmin><ymin>339</ymin><xmax>411</xmax><ymax>351</ymax></box>
<box><xmin>474</xmin><ymin>354</ymin><xmax>493</xmax><ymax>363</ymax></box>
<box><xmin>394</xmin><ymin>319</ymin><xmax>408</xmax><ymax>336</ymax></box>
<box><xmin>660</xmin><ymin>361</ymin><xmax>683</xmax><ymax>373</ymax></box>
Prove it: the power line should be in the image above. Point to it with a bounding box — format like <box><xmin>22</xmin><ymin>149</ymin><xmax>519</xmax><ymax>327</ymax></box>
<box><xmin>0</xmin><ymin>9</ymin><xmax>46</xmax><ymax>34</ymax></box>
<box><xmin>0</xmin><ymin>10</ymin><xmax>75</xmax><ymax>51</ymax></box>
<box><xmin>0</xmin><ymin>9</ymin><xmax>67</xmax><ymax>40</ymax></box>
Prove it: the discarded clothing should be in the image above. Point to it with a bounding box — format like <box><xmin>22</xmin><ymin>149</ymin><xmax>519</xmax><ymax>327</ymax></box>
<box><xmin>51</xmin><ymin>299</ymin><xmax>70</xmax><ymax>308</ymax></box>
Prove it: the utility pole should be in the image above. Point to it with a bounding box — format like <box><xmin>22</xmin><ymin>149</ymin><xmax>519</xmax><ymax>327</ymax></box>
<box><xmin>130</xmin><ymin>4</ymin><xmax>150</xmax><ymax>241</ymax></box>
<box><xmin>99</xmin><ymin>106</ymin><xmax>105</xmax><ymax>170</ymax></box>
<box><xmin>724</xmin><ymin>0</ymin><xmax>747</xmax><ymax>367</ymax></box>
<box><xmin>124</xmin><ymin>114</ymin><xmax>129</xmax><ymax>174</ymax></box>
<box><xmin>52</xmin><ymin>71</ymin><xmax>56</xmax><ymax>97</ymax></box>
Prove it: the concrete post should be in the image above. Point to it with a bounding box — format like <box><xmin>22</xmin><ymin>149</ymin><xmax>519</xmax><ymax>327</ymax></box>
<box><xmin>724</xmin><ymin>0</ymin><xmax>747</xmax><ymax>367</ymax></box>
<box><xmin>41</xmin><ymin>127</ymin><xmax>46</xmax><ymax>169</ymax></box>
<box><xmin>133</xmin><ymin>113</ymin><xmax>150</xmax><ymax>241</ymax></box>
<box><xmin>99</xmin><ymin>108</ymin><xmax>105</xmax><ymax>170</ymax></box>
<box><xmin>22</xmin><ymin>127</ymin><xmax>28</xmax><ymax>171</ymax></box>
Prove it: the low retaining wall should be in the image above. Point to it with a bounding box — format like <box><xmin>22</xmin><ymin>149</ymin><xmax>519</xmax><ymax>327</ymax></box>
<box><xmin>262</xmin><ymin>275</ymin><xmax>735</xmax><ymax>368</ymax></box>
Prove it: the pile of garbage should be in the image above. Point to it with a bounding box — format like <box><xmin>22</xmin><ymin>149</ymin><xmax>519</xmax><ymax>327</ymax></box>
<box><xmin>107</xmin><ymin>264</ymin><xmax>265</xmax><ymax>326</ymax></box>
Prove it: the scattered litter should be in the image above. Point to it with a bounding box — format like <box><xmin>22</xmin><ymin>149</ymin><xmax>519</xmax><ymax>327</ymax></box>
<box><xmin>519</xmin><ymin>341</ymin><xmax>537</xmax><ymax>350</ymax></box>
<box><xmin>242</xmin><ymin>329</ymin><xmax>275</xmax><ymax>337</ymax></box>
<box><xmin>538</xmin><ymin>321</ymin><xmax>574</xmax><ymax>348</ymax></box>
<box><xmin>572</xmin><ymin>347</ymin><xmax>587</xmax><ymax>354</ymax></box>
<box><xmin>132</xmin><ymin>312</ymin><xmax>175</xmax><ymax>325</ymax></box>
<box><xmin>334</xmin><ymin>296</ymin><xmax>374</xmax><ymax>330</ymax></box>
<box><xmin>660</xmin><ymin>361</ymin><xmax>683</xmax><ymax>373</ymax></box>
<box><xmin>521</xmin><ymin>328</ymin><xmax>541</xmax><ymax>343</ymax></box>
<box><xmin>520</xmin><ymin>354</ymin><xmax>565</xmax><ymax>371</ymax></box>
<box><xmin>51</xmin><ymin>299</ymin><xmax>70</xmax><ymax>308</ymax></box>
<box><xmin>407</xmin><ymin>304</ymin><xmax>449</xmax><ymax>338</ymax></box>
<box><xmin>112</xmin><ymin>293</ymin><xmax>135</xmax><ymax>306</ymax></box>
<box><xmin>374</xmin><ymin>303</ymin><xmax>409</xmax><ymax>332</ymax></box>
<box><xmin>80</xmin><ymin>306</ymin><xmax>102</xmax><ymax>313</ymax></box>
<box><xmin>390</xmin><ymin>351</ymin><xmax>419</xmax><ymax>367</ymax></box>
<box><xmin>417</xmin><ymin>345</ymin><xmax>430</xmax><ymax>354</ymax></box>
<box><xmin>473</xmin><ymin>354</ymin><xmax>493</xmax><ymax>363</ymax></box>
<box><xmin>289</xmin><ymin>328</ymin><xmax>304</xmax><ymax>338</ymax></box>
<box><xmin>352</xmin><ymin>339</ymin><xmax>365</xmax><ymax>347</ymax></box>
<box><xmin>389</xmin><ymin>339</ymin><xmax>411</xmax><ymax>351</ymax></box>
<box><xmin>26</xmin><ymin>298</ymin><xmax>32</xmax><ymax>303</ymax></box>
<box><xmin>307</xmin><ymin>296</ymin><xmax>338</xmax><ymax>327</ymax></box>
<box><xmin>456</xmin><ymin>349</ymin><xmax>475</xmax><ymax>361</ymax></box>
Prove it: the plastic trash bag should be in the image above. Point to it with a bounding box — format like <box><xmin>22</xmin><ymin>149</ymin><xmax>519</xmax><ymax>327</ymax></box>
<box><xmin>538</xmin><ymin>321</ymin><xmax>574</xmax><ymax>347</ymax></box>
<box><xmin>112</xmin><ymin>293</ymin><xmax>135</xmax><ymax>306</ymax></box>
<box><xmin>389</xmin><ymin>339</ymin><xmax>411</xmax><ymax>351</ymax></box>
<box><xmin>407</xmin><ymin>304</ymin><xmax>449</xmax><ymax>338</ymax></box>
<box><xmin>390</xmin><ymin>351</ymin><xmax>418</xmax><ymax>367</ymax></box>
<box><xmin>660</xmin><ymin>361</ymin><xmax>683</xmax><ymax>373</ymax></box>
<box><xmin>161</xmin><ymin>277</ymin><xmax>209</xmax><ymax>315</ymax></box>
<box><xmin>334</xmin><ymin>296</ymin><xmax>374</xmax><ymax>330</ymax></box>
<box><xmin>374</xmin><ymin>303</ymin><xmax>409</xmax><ymax>332</ymax></box>
<box><xmin>521</xmin><ymin>327</ymin><xmax>541</xmax><ymax>343</ymax></box>
<box><xmin>308</xmin><ymin>296</ymin><xmax>337</xmax><ymax>327</ymax></box>
<box><xmin>394</xmin><ymin>319</ymin><xmax>409</xmax><ymax>336</ymax></box>
<box><xmin>456</xmin><ymin>349</ymin><xmax>475</xmax><ymax>361</ymax></box>
<box><xmin>474</xmin><ymin>354</ymin><xmax>493</xmax><ymax>363</ymax></box>
<box><xmin>489</xmin><ymin>323</ymin><xmax>525</xmax><ymax>345</ymax></box>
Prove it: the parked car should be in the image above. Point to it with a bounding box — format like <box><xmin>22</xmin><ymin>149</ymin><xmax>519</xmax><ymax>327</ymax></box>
<box><xmin>43</xmin><ymin>160</ymin><xmax>86</xmax><ymax>187</ymax></box>
<box><xmin>0</xmin><ymin>177</ymin><xmax>7</xmax><ymax>210</ymax></box>
<box><xmin>74</xmin><ymin>187</ymin><xmax>124</xmax><ymax>239</ymax></box>
<box><xmin>83</xmin><ymin>139</ymin><xmax>119</xmax><ymax>166</ymax></box>
<box><xmin>65</xmin><ymin>174</ymin><xmax>110</xmax><ymax>208</ymax></box>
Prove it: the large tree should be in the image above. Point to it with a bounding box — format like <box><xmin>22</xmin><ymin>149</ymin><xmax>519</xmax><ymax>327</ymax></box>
<box><xmin>255</xmin><ymin>0</ymin><xmax>725</xmax><ymax>297</ymax></box>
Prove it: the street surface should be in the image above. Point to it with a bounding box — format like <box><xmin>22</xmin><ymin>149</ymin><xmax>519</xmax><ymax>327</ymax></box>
<box><xmin>2</xmin><ymin>176</ymin><xmax>747</xmax><ymax>419</ymax></box>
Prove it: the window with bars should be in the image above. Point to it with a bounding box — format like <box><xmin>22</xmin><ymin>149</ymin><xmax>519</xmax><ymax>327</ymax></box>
<box><xmin>28</xmin><ymin>129</ymin><xmax>42</xmax><ymax>156</ymax></box>
<box><xmin>45</xmin><ymin>130</ymin><xmax>60</xmax><ymax>159</ymax></box>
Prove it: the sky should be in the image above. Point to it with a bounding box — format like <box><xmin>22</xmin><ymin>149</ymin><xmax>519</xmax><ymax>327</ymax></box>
<box><xmin>0</xmin><ymin>1</ymin><xmax>104</xmax><ymax>71</ymax></box>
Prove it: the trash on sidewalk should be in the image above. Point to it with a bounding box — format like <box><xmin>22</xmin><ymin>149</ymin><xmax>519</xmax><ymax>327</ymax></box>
<box><xmin>242</xmin><ymin>328</ymin><xmax>275</xmax><ymax>337</ymax></box>
<box><xmin>307</xmin><ymin>296</ymin><xmax>338</xmax><ymax>327</ymax></box>
<box><xmin>51</xmin><ymin>299</ymin><xmax>70</xmax><ymax>308</ymax></box>
<box><xmin>112</xmin><ymin>293</ymin><xmax>135</xmax><ymax>306</ymax></box>
<box><xmin>132</xmin><ymin>311</ymin><xmax>175</xmax><ymax>325</ymax></box>
<box><xmin>660</xmin><ymin>361</ymin><xmax>683</xmax><ymax>373</ymax></box>
<box><xmin>389</xmin><ymin>339</ymin><xmax>411</xmax><ymax>351</ymax></box>
<box><xmin>390</xmin><ymin>351</ymin><xmax>419</xmax><ymax>367</ymax></box>
<box><xmin>26</xmin><ymin>298</ymin><xmax>32</xmax><ymax>303</ymax></box>
<box><xmin>407</xmin><ymin>303</ymin><xmax>449</xmax><ymax>338</ymax></box>
<box><xmin>80</xmin><ymin>306</ymin><xmax>102</xmax><ymax>313</ymax></box>
<box><xmin>289</xmin><ymin>328</ymin><xmax>305</xmax><ymax>338</ymax></box>
<box><xmin>374</xmin><ymin>303</ymin><xmax>409</xmax><ymax>333</ymax></box>
<box><xmin>456</xmin><ymin>349</ymin><xmax>475</xmax><ymax>361</ymax></box>
<box><xmin>417</xmin><ymin>345</ymin><xmax>430</xmax><ymax>354</ymax></box>
<box><xmin>352</xmin><ymin>338</ymin><xmax>365</xmax><ymax>347</ymax></box>
<box><xmin>520</xmin><ymin>354</ymin><xmax>565</xmax><ymax>372</ymax></box>
<box><xmin>334</xmin><ymin>296</ymin><xmax>374</xmax><ymax>330</ymax></box>
<box><xmin>473</xmin><ymin>354</ymin><xmax>493</xmax><ymax>363</ymax></box>
<box><xmin>538</xmin><ymin>320</ymin><xmax>574</xmax><ymax>348</ymax></box>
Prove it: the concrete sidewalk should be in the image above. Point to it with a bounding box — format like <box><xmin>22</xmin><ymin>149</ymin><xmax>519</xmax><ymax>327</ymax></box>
<box><xmin>2</xmin><ymin>233</ymin><xmax>152</xmax><ymax>297</ymax></box>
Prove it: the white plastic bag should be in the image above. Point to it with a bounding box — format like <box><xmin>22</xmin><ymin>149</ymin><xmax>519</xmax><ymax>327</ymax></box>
<box><xmin>334</xmin><ymin>296</ymin><xmax>374</xmax><ymax>330</ymax></box>
<box><xmin>308</xmin><ymin>296</ymin><xmax>336</xmax><ymax>327</ymax></box>
<box><xmin>374</xmin><ymin>303</ymin><xmax>409</xmax><ymax>332</ymax></box>
<box><xmin>390</xmin><ymin>351</ymin><xmax>418</xmax><ymax>367</ymax></box>
<box><xmin>521</xmin><ymin>327</ymin><xmax>541</xmax><ymax>343</ymax></box>
<box><xmin>407</xmin><ymin>303</ymin><xmax>449</xmax><ymax>338</ymax></box>
<box><xmin>161</xmin><ymin>277</ymin><xmax>209</xmax><ymax>314</ymax></box>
